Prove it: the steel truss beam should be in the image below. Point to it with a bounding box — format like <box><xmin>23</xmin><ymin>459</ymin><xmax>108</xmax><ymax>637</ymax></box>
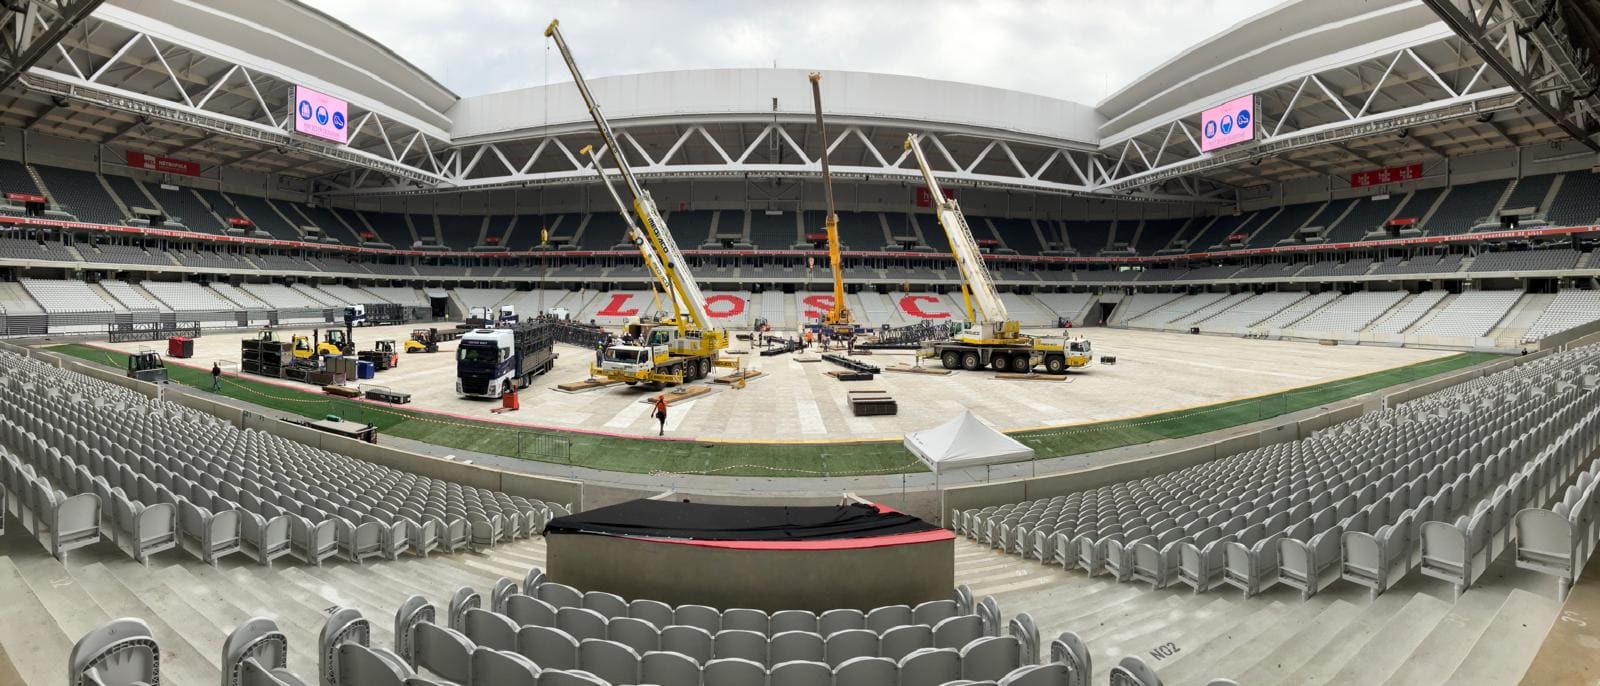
<box><xmin>315</xmin><ymin>123</ymin><xmax>1222</xmax><ymax>205</ymax></box>
<box><xmin>0</xmin><ymin>0</ymin><xmax>102</xmax><ymax>92</ymax></box>
<box><xmin>23</xmin><ymin>21</ymin><xmax>454</xmax><ymax>185</ymax></box>
<box><xmin>1423</xmin><ymin>0</ymin><xmax>1600</xmax><ymax>151</ymax></box>
<box><xmin>1099</xmin><ymin>32</ymin><xmax>1529</xmax><ymax>192</ymax></box>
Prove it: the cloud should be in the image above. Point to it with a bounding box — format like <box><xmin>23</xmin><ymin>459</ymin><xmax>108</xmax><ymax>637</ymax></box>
<box><xmin>304</xmin><ymin>0</ymin><xmax>1284</xmax><ymax>105</ymax></box>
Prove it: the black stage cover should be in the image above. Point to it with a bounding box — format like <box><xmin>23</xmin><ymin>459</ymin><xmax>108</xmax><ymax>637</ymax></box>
<box><xmin>545</xmin><ymin>500</ymin><xmax>939</xmax><ymax>541</ymax></box>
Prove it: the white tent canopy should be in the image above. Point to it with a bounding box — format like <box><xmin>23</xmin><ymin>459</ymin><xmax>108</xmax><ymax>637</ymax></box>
<box><xmin>904</xmin><ymin>410</ymin><xmax>1035</xmax><ymax>472</ymax></box>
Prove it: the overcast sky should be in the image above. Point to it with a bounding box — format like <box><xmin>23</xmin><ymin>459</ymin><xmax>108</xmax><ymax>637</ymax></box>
<box><xmin>309</xmin><ymin>0</ymin><xmax>1285</xmax><ymax>104</ymax></box>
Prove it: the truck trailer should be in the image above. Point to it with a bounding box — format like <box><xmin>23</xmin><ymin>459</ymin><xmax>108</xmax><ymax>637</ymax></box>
<box><xmin>455</xmin><ymin>321</ymin><xmax>558</xmax><ymax>398</ymax></box>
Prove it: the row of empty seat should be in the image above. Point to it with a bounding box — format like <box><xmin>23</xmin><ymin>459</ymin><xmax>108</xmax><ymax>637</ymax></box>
<box><xmin>956</xmin><ymin>346</ymin><xmax>1600</xmax><ymax>620</ymax></box>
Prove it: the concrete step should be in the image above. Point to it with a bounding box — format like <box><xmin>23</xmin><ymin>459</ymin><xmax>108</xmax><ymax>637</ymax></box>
<box><xmin>1096</xmin><ymin>593</ymin><xmax>1280</xmax><ymax>683</ymax></box>
<box><xmin>1146</xmin><ymin>598</ymin><xmax>1294</xmax><ymax>683</ymax></box>
<box><xmin>11</xmin><ymin>553</ymin><xmax>112</xmax><ymax>643</ymax></box>
<box><xmin>1443</xmin><ymin>588</ymin><xmax>1561</xmax><ymax>686</ymax></box>
<box><xmin>1322</xmin><ymin>590</ymin><xmax>1454</xmax><ymax>685</ymax></box>
<box><xmin>1235</xmin><ymin>592</ymin><xmax>1371</xmax><ymax>684</ymax></box>
<box><xmin>67</xmin><ymin>562</ymin><xmax>220</xmax><ymax>684</ymax></box>
<box><xmin>1179</xmin><ymin>597</ymin><xmax>1354</xmax><ymax>684</ymax></box>
<box><xmin>0</xmin><ymin>556</ymin><xmax>75</xmax><ymax>685</ymax></box>
<box><xmin>1381</xmin><ymin>587</ymin><xmax>1507</xmax><ymax>686</ymax></box>
<box><xmin>1279</xmin><ymin>590</ymin><xmax>1414</xmax><ymax>683</ymax></box>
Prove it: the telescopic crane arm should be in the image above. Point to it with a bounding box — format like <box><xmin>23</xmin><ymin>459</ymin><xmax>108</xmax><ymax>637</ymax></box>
<box><xmin>809</xmin><ymin>72</ymin><xmax>850</xmax><ymax>328</ymax></box>
<box><xmin>904</xmin><ymin>133</ymin><xmax>1009</xmax><ymax>326</ymax></box>
<box><xmin>579</xmin><ymin>144</ymin><xmax>688</xmax><ymax>322</ymax></box>
<box><xmin>544</xmin><ymin>19</ymin><xmax>711</xmax><ymax>334</ymax></box>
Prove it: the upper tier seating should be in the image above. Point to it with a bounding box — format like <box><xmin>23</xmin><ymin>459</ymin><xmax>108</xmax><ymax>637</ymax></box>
<box><xmin>1545</xmin><ymin>170</ymin><xmax>1600</xmax><ymax>227</ymax></box>
<box><xmin>752</xmin><ymin>211</ymin><xmax>796</xmax><ymax>251</ymax></box>
<box><xmin>75</xmin><ymin>241</ymin><xmax>174</xmax><ymax>267</ymax></box>
<box><xmin>362</xmin><ymin>211</ymin><xmax>414</xmax><ymax>247</ymax></box>
<box><xmin>1370</xmin><ymin>253</ymin><xmax>1464</xmax><ymax>276</ymax></box>
<box><xmin>1466</xmin><ymin>250</ymin><xmax>1581</xmax><ymax>273</ymax></box>
<box><xmin>1248</xmin><ymin>202</ymin><xmax>1321</xmax><ymax>247</ymax></box>
<box><xmin>145</xmin><ymin>185</ymin><xmax>221</xmax><ymax>232</ymax></box>
<box><xmin>35</xmin><ymin>166</ymin><xmax>124</xmax><ymax>224</ymax></box>
<box><xmin>0</xmin><ymin>159</ymin><xmax>40</xmax><ymax>195</ymax></box>
<box><xmin>1324</xmin><ymin>195</ymin><xmax>1400</xmax><ymax>243</ymax></box>
<box><xmin>227</xmin><ymin>194</ymin><xmax>302</xmax><ymax>242</ymax></box>
<box><xmin>1426</xmin><ymin>180</ymin><xmax>1508</xmax><ymax>234</ymax></box>
<box><xmin>439</xmin><ymin>214</ymin><xmax>483</xmax><ymax>250</ymax></box>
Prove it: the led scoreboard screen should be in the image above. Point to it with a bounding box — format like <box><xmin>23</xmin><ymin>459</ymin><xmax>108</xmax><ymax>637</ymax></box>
<box><xmin>291</xmin><ymin>85</ymin><xmax>349</xmax><ymax>144</ymax></box>
<box><xmin>1200</xmin><ymin>94</ymin><xmax>1256</xmax><ymax>153</ymax></box>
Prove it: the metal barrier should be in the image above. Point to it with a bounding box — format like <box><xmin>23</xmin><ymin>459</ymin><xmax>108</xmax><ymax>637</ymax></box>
<box><xmin>107</xmin><ymin>321</ymin><xmax>201</xmax><ymax>343</ymax></box>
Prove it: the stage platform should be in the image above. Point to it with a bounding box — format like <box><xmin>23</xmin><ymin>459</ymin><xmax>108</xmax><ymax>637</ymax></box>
<box><xmin>545</xmin><ymin>499</ymin><xmax>954</xmax><ymax>612</ymax></box>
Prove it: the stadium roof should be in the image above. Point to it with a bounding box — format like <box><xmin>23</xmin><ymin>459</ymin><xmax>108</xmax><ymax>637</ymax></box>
<box><xmin>0</xmin><ymin>0</ymin><xmax>1589</xmax><ymax>202</ymax></box>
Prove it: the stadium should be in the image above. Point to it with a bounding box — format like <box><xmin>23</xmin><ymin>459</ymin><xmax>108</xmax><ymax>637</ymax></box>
<box><xmin>1</xmin><ymin>0</ymin><xmax>1599</xmax><ymax>684</ymax></box>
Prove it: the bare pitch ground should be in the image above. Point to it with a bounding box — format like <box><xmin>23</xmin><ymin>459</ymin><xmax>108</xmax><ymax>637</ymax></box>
<box><xmin>108</xmin><ymin>325</ymin><xmax>1451</xmax><ymax>441</ymax></box>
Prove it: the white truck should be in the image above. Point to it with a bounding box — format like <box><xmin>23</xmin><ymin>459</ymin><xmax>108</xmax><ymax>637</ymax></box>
<box><xmin>455</xmin><ymin>321</ymin><xmax>557</xmax><ymax>398</ymax></box>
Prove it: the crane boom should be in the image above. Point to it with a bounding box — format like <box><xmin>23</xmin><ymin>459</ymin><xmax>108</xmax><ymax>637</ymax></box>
<box><xmin>809</xmin><ymin>72</ymin><xmax>850</xmax><ymax>328</ymax></box>
<box><xmin>579</xmin><ymin>144</ymin><xmax>688</xmax><ymax>320</ymax></box>
<box><xmin>544</xmin><ymin>19</ymin><xmax>710</xmax><ymax>333</ymax></box>
<box><xmin>904</xmin><ymin>134</ymin><xmax>1009</xmax><ymax>326</ymax></box>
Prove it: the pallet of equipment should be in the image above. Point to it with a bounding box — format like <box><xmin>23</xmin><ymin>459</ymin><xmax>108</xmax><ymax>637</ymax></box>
<box><xmin>821</xmin><ymin>353</ymin><xmax>880</xmax><ymax>375</ymax></box>
<box><xmin>364</xmin><ymin>387</ymin><xmax>411</xmax><ymax>404</ymax></box>
<box><xmin>322</xmin><ymin>385</ymin><xmax>361</xmax><ymax>398</ymax></box>
<box><xmin>994</xmin><ymin>372</ymin><xmax>1068</xmax><ymax>381</ymax></box>
<box><xmin>556</xmin><ymin>377</ymin><xmax>625</xmax><ymax>392</ymax></box>
<box><xmin>826</xmin><ymin>370</ymin><xmax>874</xmax><ymax>382</ymax></box>
<box><xmin>847</xmin><ymin>389</ymin><xmax>898</xmax><ymax>416</ymax></box>
<box><xmin>637</xmin><ymin>385</ymin><xmax>713</xmax><ymax>405</ymax></box>
<box><xmin>885</xmin><ymin>364</ymin><xmax>952</xmax><ymax>376</ymax></box>
<box><xmin>712</xmin><ymin>370</ymin><xmax>764</xmax><ymax>384</ymax></box>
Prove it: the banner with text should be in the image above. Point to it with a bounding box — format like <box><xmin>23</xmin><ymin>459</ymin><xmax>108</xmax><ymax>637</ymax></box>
<box><xmin>1349</xmin><ymin>163</ymin><xmax>1424</xmax><ymax>188</ymax></box>
<box><xmin>915</xmin><ymin>187</ymin><xmax>954</xmax><ymax>207</ymax></box>
<box><xmin>125</xmin><ymin>151</ymin><xmax>200</xmax><ymax>177</ymax></box>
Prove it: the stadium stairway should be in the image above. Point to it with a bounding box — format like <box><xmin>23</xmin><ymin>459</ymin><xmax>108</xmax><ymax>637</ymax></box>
<box><xmin>1486</xmin><ymin>293</ymin><xmax>1553</xmax><ymax>349</ymax></box>
<box><xmin>5</xmin><ymin>514</ymin><xmax>1563</xmax><ymax>685</ymax></box>
<box><xmin>0</xmin><ymin>523</ymin><xmax>549</xmax><ymax>685</ymax></box>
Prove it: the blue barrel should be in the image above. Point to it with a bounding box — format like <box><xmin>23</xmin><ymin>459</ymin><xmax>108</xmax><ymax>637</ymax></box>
<box><xmin>356</xmin><ymin>360</ymin><xmax>375</xmax><ymax>379</ymax></box>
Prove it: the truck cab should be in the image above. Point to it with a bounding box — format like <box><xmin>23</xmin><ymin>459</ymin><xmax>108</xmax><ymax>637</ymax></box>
<box><xmin>497</xmin><ymin>305</ymin><xmax>518</xmax><ymax>325</ymax></box>
<box><xmin>456</xmin><ymin>328</ymin><xmax>515</xmax><ymax>397</ymax></box>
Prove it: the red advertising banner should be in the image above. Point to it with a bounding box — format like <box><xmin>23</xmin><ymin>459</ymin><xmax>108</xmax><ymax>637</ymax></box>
<box><xmin>126</xmin><ymin>150</ymin><xmax>201</xmax><ymax>177</ymax></box>
<box><xmin>915</xmin><ymin>187</ymin><xmax>953</xmax><ymax>207</ymax></box>
<box><xmin>5</xmin><ymin>192</ymin><xmax>45</xmax><ymax>204</ymax></box>
<box><xmin>227</xmin><ymin>217</ymin><xmax>253</xmax><ymax>227</ymax></box>
<box><xmin>1349</xmin><ymin>163</ymin><xmax>1424</xmax><ymax>188</ymax></box>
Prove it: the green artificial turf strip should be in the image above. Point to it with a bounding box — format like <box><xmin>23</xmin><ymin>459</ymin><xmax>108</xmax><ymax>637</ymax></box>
<box><xmin>47</xmin><ymin>343</ymin><xmax>1497</xmax><ymax>477</ymax></box>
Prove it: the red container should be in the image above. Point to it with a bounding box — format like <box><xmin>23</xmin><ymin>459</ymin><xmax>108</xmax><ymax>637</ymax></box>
<box><xmin>167</xmin><ymin>336</ymin><xmax>194</xmax><ymax>359</ymax></box>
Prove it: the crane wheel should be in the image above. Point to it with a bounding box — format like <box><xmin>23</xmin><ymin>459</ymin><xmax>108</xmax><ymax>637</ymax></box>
<box><xmin>1011</xmin><ymin>356</ymin><xmax>1032</xmax><ymax>373</ymax></box>
<box><xmin>941</xmin><ymin>351</ymin><xmax>960</xmax><ymax>369</ymax></box>
<box><xmin>961</xmin><ymin>352</ymin><xmax>981</xmax><ymax>371</ymax></box>
<box><xmin>990</xmin><ymin>355</ymin><xmax>1008</xmax><ymax>371</ymax></box>
<box><xmin>1045</xmin><ymin>355</ymin><xmax>1066</xmax><ymax>374</ymax></box>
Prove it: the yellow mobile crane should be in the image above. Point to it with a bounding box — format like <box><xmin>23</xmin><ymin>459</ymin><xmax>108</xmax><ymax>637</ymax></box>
<box><xmin>546</xmin><ymin>19</ymin><xmax>729</xmax><ymax>387</ymax></box>
<box><xmin>808</xmin><ymin>72</ymin><xmax>855</xmax><ymax>337</ymax></box>
<box><xmin>904</xmin><ymin>133</ymin><xmax>1092</xmax><ymax>374</ymax></box>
